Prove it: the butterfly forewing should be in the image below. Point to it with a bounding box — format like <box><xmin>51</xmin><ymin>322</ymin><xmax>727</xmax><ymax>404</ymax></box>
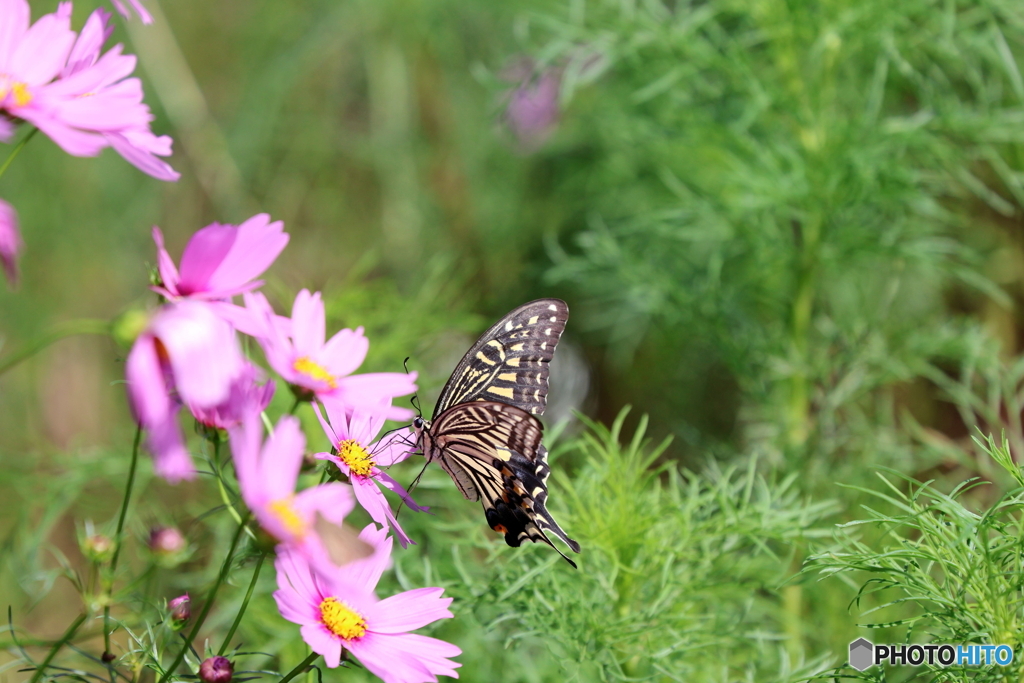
<box><xmin>433</xmin><ymin>299</ymin><xmax>568</xmax><ymax>418</ymax></box>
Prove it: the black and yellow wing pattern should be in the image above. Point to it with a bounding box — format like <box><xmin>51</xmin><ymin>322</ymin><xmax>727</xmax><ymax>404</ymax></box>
<box><xmin>415</xmin><ymin>298</ymin><xmax>580</xmax><ymax>567</ymax></box>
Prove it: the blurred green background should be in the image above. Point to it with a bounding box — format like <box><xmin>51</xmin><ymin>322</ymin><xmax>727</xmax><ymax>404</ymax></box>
<box><xmin>4</xmin><ymin>0</ymin><xmax>1024</xmax><ymax>681</ymax></box>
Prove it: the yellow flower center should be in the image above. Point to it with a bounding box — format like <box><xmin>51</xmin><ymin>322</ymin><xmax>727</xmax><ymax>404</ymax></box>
<box><xmin>338</xmin><ymin>439</ymin><xmax>375</xmax><ymax>477</ymax></box>
<box><xmin>0</xmin><ymin>76</ymin><xmax>32</xmax><ymax>107</ymax></box>
<box><xmin>319</xmin><ymin>597</ymin><xmax>367</xmax><ymax>640</ymax></box>
<box><xmin>293</xmin><ymin>356</ymin><xmax>337</xmax><ymax>389</ymax></box>
<box><xmin>267</xmin><ymin>498</ymin><xmax>307</xmax><ymax>539</ymax></box>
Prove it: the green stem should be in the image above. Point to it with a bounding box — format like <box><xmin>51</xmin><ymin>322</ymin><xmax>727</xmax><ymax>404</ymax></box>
<box><xmin>217</xmin><ymin>553</ymin><xmax>264</xmax><ymax>656</ymax></box>
<box><xmin>278</xmin><ymin>652</ymin><xmax>321</xmax><ymax>683</ymax></box>
<box><xmin>0</xmin><ymin>319</ymin><xmax>110</xmax><ymax>377</ymax></box>
<box><xmin>157</xmin><ymin>515</ymin><xmax>250</xmax><ymax>683</ymax></box>
<box><xmin>29</xmin><ymin>612</ymin><xmax>87</xmax><ymax>683</ymax></box>
<box><xmin>104</xmin><ymin>425</ymin><xmax>143</xmax><ymax>655</ymax></box>
<box><xmin>0</xmin><ymin>127</ymin><xmax>38</xmax><ymax>181</ymax></box>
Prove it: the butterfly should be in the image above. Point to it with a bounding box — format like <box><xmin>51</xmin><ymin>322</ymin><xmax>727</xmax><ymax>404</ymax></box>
<box><xmin>412</xmin><ymin>298</ymin><xmax>581</xmax><ymax>567</ymax></box>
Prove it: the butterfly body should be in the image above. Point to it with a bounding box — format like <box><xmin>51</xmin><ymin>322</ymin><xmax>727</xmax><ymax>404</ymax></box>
<box><xmin>414</xmin><ymin>298</ymin><xmax>580</xmax><ymax>567</ymax></box>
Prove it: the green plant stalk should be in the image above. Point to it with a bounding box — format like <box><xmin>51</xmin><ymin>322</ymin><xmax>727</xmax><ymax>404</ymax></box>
<box><xmin>29</xmin><ymin>612</ymin><xmax>87</xmax><ymax>683</ymax></box>
<box><xmin>0</xmin><ymin>127</ymin><xmax>38</xmax><ymax>181</ymax></box>
<box><xmin>278</xmin><ymin>652</ymin><xmax>321</xmax><ymax>683</ymax></box>
<box><xmin>0</xmin><ymin>319</ymin><xmax>111</xmax><ymax>377</ymax></box>
<box><xmin>104</xmin><ymin>425</ymin><xmax>143</xmax><ymax>656</ymax></box>
<box><xmin>217</xmin><ymin>553</ymin><xmax>265</xmax><ymax>656</ymax></box>
<box><xmin>157</xmin><ymin>515</ymin><xmax>250</xmax><ymax>683</ymax></box>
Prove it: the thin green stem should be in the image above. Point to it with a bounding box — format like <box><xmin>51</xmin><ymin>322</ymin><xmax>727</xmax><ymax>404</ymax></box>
<box><xmin>157</xmin><ymin>515</ymin><xmax>250</xmax><ymax>683</ymax></box>
<box><xmin>29</xmin><ymin>612</ymin><xmax>86</xmax><ymax>683</ymax></box>
<box><xmin>104</xmin><ymin>425</ymin><xmax>143</xmax><ymax>655</ymax></box>
<box><xmin>0</xmin><ymin>318</ymin><xmax>110</xmax><ymax>376</ymax></box>
<box><xmin>217</xmin><ymin>553</ymin><xmax>264</xmax><ymax>656</ymax></box>
<box><xmin>278</xmin><ymin>651</ymin><xmax>321</xmax><ymax>683</ymax></box>
<box><xmin>0</xmin><ymin>127</ymin><xmax>38</xmax><ymax>181</ymax></box>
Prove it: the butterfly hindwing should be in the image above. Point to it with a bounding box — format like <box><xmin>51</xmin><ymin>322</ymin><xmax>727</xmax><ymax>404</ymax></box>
<box><xmin>425</xmin><ymin>401</ymin><xmax>579</xmax><ymax>566</ymax></box>
<box><xmin>433</xmin><ymin>299</ymin><xmax>568</xmax><ymax>418</ymax></box>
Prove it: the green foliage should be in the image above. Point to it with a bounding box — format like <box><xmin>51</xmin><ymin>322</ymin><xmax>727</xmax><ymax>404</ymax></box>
<box><xmin>808</xmin><ymin>432</ymin><xmax>1024</xmax><ymax>681</ymax></box>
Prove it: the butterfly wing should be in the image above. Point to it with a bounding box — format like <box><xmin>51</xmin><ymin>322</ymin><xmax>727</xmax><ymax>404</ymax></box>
<box><xmin>433</xmin><ymin>299</ymin><xmax>568</xmax><ymax>419</ymax></box>
<box><xmin>427</xmin><ymin>401</ymin><xmax>580</xmax><ymax>567</ymax></box>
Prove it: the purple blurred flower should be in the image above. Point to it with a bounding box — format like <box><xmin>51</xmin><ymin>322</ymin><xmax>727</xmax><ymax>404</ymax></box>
<box><xmin>109</xmin><ymin>0</ymin><xmax>152</xmax><ymax>24</ymax></box>
<box><xmin>0</xmin><ymin>1</ymin><xmax>177</xmax><ymax>180</ymax></box>
<box><xmin>189</xmin><ymin>364</ymin><xmax>275</xmax><ymax>431</ymax></box>
<box><xmin>0</xmin><ymin>199</ymin><xmax>22</xmax><ymax>286</ymax></box>
<box><xmin>506</xmin><ymin>70</ymin><xmax>560</xmax><ymax>151</ymax></box>
<box><xmin>148</xmin><ymin>526</ymin><xmax>186</xmax><ymax>554</ymax></box>
<box><xmin>228</xmin><ymin>412</ymin><xmax>357</xmax><ymax>574</ymax></box>
<box><xmin>198</xmin><ymin>656</ymin><xmax>233</xmax><ymax>683</ymax></box>
<box><xmin>168</xmin><ymin>593</ymin><xmax>190</xmax><ymax>627</ymax></box>
<box><xmin>152</xmin><ymin>214</ymin><xmax>289</xmax><ymax>301</ymax></box>
<box><xmin>125</xmin><ymin>301</ymin><xmax>245</xmax><ymax>482</ymax></box>
<box><xmin>273</xmin><ymin>532</ymin><xmax>461</xmax><ymax>682</ymax></box>
<box><xmin>250</xmin><ymin>290</ymin><xmax>417</xmax><ymax>417</ymax></box>
<box><xmin>315</xmin><ymin>401</ymin><xmax>425</xmax><ymax>548</ymax></box>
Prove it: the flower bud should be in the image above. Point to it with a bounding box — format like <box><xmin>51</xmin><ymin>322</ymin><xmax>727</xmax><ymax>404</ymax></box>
<box><xmin>199</xmin><ymin>656</ymin><xmax>233</xmax><ymax>683</ymax></box>
<box><xmin>110</xmin><ymin>308</ymin><xmax>151</xmax><ymax>347</ymax></box>
<box><xmin>82</xmin><ymin>534</ymin><xmax>115</xmax><ymax>564</ymax></box>
<box><xmin>149</xmin><ymin>526</ymin><xmax>186</xmax><ymax>554</ymax></box>
<box><xmin>168</xmin><ymin>594</ymin><xmax>190</xmax><ymax>627</ymax></box>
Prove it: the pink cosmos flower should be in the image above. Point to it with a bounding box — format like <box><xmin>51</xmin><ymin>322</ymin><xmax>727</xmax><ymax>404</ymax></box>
<box><xmin>109</xmin><ymin>0</ymin><xmax>152</xmax><ymax>24</ymax></box>
<box><xmin>125</xmin><ymin>301</ymin><xmax>245</xmax><ymax>482</ymax></box>
<box><xmin>0</xmin><ymin>1</ymin><xmax>178</xmax><ymax>180</ymax></box>
<box><xmin>315</xmin><ymin>400</ymin><xmax>426</xmax><ymax>548</ymax></box>
<box><xmin>152</xmin><ymin>215</ymin><xmax>289</xmax><ymax>301</ymax></box>
<box><xmin>189</xmin><ymin>364</ymin><xmax>275</xmax><ymax>431</ymax></box>
<box><xmin>0</xmin><ymin>199</ymin><xmax>22</xmax><ymax>286</ymax></box>
<box><xmin>273</xmin><ymin>531</ymin><xmax>461</xmax><ymax>683</ymax></box>
<box><xmin>228</xmin><ymin>412</ymin><xmax>358</xmax><ymax>574</ymax></box>
<box><xmin>249</xmin><ymin>290</ymin><xmax>417</xmax><ymax>418</ymax></box>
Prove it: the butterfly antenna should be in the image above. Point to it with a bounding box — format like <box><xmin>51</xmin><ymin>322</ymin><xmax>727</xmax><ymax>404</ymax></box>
<box><xmin>394</xmin><ymin>459</ymin><xmax>430</xmax><ymax>520</ymax></box>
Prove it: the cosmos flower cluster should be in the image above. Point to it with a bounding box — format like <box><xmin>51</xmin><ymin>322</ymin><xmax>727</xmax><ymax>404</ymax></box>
<box><xmin>124</xmin><ymin>217</ymin><xmax>460</xmax><ymax>682</ymax></box>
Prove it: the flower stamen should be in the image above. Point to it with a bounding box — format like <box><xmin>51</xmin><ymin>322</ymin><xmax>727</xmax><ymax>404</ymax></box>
<box><xmin>338</xmin><ymin>439</ymin><xmax>375</xmax><ymax>477</ymax></box>
<box><xmin>319</xmin><ymin>597</ymin><xmax>367</xmax><ymax>640</ymax></box>
<box><xmin>293</xmin><ymin>356</ymin><xmax>337</xmax><ymax>389</ymax></box>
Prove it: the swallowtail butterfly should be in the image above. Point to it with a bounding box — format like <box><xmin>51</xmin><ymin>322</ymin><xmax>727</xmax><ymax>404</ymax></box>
<box><xmin>413</xmin><ymin>299</ymin><xmax>580</xmax><ymax>567</ymax></box>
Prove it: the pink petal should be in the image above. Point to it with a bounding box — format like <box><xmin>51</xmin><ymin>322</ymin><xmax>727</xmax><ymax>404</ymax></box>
<box><xmin>333</xmin><ymin>372</ymin><xmax>418</xmax><ymax>415</ymax></box>
<box><xmin>0</xmin><ymin>198</ymin><xmax>23</xmax><ymax>286</ymax></box>
<box><xmin>259</xmin><ymin>415</ymin><xmax>305</xmax><ymax>500</ymax></box>
<box><xmin>176</xmin><ymin>222</ymin><xmax>235</xmax><ymax>294</ymax></box>
<box><xmin>151</xmin><ymin>226</ymin><xmax>181</xmax><ymax>297</ymax></box>
<box><xmin>349</xmin><ymin>632</ymin><xmax>461</xmax><ymax>683</ymax></box>
<box><xmin>105</xmin><ymin>130</ymin><xmax>179</xmax><ymax>181</ymax></box>
<box><xmin>313</xmin><ymin>401</ymin><xmax>343</xmax><ymax>446</ymax></box>
<box><xmin>352</xmin><ymin>478</ymin><xmax>414</xmax><ymax>549</ymax></box>
<box><xmin>331</xmin><ymin>524</ymin><xmax>392</xmax><ymax>595</ymax></box>
<box><xmin>150</xmin><ymin>301</ymin><xmax>244</xmax><ymax>409</ymax></box>
<box><xmin>290</xmin><ymin>290</ymin><xmax>326</xmax><ymax>357</ymax></box>
<box><xmin>321</xmin><ymin>327</ymin><xmax>369</xmax><ymax>378</ymax></box>
<box><xmin>202</xmin><ymin>214</ymin><xmax>288</xmax><ymax>297</ymax></box>
<box><xmin>366</xmin><ymin>588</ymin><xmax>453</xmax><ymax>635</ymax></box>
<box><xmin>19</xmin><ymin>112</ymin><xmax>107</xmax><ymax>156</ymax></box>
<box><xmin>147</xmin><ymin>411</ymin><xmax>195</xmax><ymax>483</ymax></box>
<box><xmin>0</xmin><ymin>0</ymin><xmax>30</xmax><ymax>70</ymax></box>
<box><xmin>376</xmin><ymin>471</ymin><xmax>429</xmax><ymax>514</ymax></box>
<box><xmin>293</xmin><ymin>482</ymin><xmax>355</xmax><ymax>526</ymax></box>
<box><xmin>373</xmin><ymin>429</ymin><xmax>417</xmax><ymax>467</ymax></box>
<box><xmin>300</xmin><ymin>624</ymin><xmax>343</xmax><ymax>668</ymax></box>
<box><xmin>124</xmin><ymin>332</ymin><xmax>171</xmax><ymax>427</ymax></box>
<box><xmin>10</xmin><ymin>8</ymin><xmax>75</xmax><ymax>86</ymax></box>
<box><xmin>62</xmin><ymin>8</ymin><xmax>113</xmax><ymax>78</ymax></box>
<box><xmin>227</xmin><ymin>411</ymin><xmax>262</xmax><ymax>495</ymax></box>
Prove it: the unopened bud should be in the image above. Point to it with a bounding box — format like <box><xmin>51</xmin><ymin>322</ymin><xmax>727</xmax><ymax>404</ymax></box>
<box><xmin>82</xmin><ymin>534</ymin><xmax>115</xmax><ymax>563</ymax></box>
<box><xmin>149</xmin><ymin>526</ymin><xmax>186</xmax><ymax>554</ymax></box>
<box><xmin>168</xmin><ymin>594</ymin><xmax>190</xmax><ymax>627</ymax></box>
<box><xmin>111</xmin><ymin>308</ymin><xmax>151</xmax><ymax>347</ymax></box>
<box><xmin>199</xmin><ymin>656</ymin><xmax>233</xmax><ymax>683</ymax></box>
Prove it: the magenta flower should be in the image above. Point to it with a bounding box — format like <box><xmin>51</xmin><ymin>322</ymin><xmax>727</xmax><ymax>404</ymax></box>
<box><xmin>228</xmin><ymin>413</ymin><xmax>357</xmax><ymax>574</ymax></box>
<box><xmin>252</xmin><ymin>290</ymin><xmax>417</xmax><ymax>417</ymax></box>
<box><xmin>190</xmin><ymin>364</ymin><xmax>275</xmax><ymax>431</ymax></box>
<box><xmin>315</xmin><ymin>401</ymin><xmax>426</xmax><ymax>548</ymax></box>
<box><xmin>152</xmin><ymin>214</ymin><xmax>289</xmax><ymax>301</ymax></box>
<box><xmin>0</xmin><ymin>199</ymin><xmax>22</xmax><ymax>286</ymax></box>
<box><xmin>273</xmin><ymin>533</ymin><xmax>461</xmax><ymax>683</ymax></box>
<box><xmin>109</xmin><ymin>0</ymin><xmax>152</xmax><ymax>24</ymax></box>
<box><xmin>125</xmin><ymin>301</ymin><xmax>245</xmax><ymax>482</ymax></box>
<box><xmin>0</xmin><ymin>1</ymin><xmax>178</xmax><ymax>180</ymax></box>
<box><xmin>506</xmin><ymin>70</ymin><xmax>560</xmax><ymax>151</ymax></box>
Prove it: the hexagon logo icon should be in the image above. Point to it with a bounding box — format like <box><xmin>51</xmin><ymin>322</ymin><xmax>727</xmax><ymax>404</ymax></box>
<box><xmin>849</xmin><ymin>638</ymin><xmax>874</xmax><ymax>671</ymax></box>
